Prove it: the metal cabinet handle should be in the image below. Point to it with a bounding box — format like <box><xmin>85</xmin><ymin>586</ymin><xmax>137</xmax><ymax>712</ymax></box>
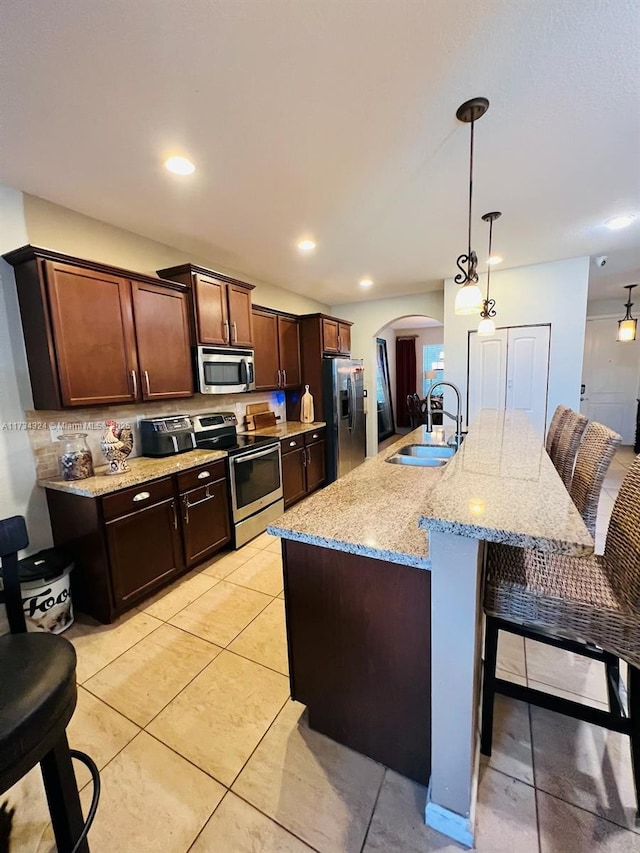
<box><xmin>225</xmin><ymin>321</ymin><xmax>231</xmax><ymax>343</ymax></box>
<box><xmin>171</xmin><ymin>500</ymin><xmax>178</xmax><ymax>529</ymax></box>
<box><xmin>277</xmin><ymin>369</ymin><xmax>282</xmax><ymax>388</ymax></box>
<box><xmin>312</xmin><ymin>433</ymin><xmax>319</xmax><ymax>439</ymax></box>
<box><xmin>289</xmin><ymin>440</ymin><xmax>297</xmax><ymax>447</ymax></box>
<box><xmin>302</xmin><ymin>447</ymin><xmax>307</xmax><ymax>466</ymax></box>
<box><xmin>144</xmin><ymin>370</ymin><xmax>151</xmax><ymax>396</ymax></box>
<box><xmin>338</xmin><ymin>335</ymin><xmax>341</xmax><ymax>351</ymax></box>
<box><xmin>307</xmin><ymin>447</ymin><xmax>311</xmax><ymax>465</ymax></box>
<box><xmin>232</xmin><ymin>321</ymin><xmax>237</xmax><ymax>343</ymax></box>
<box><xmin>197</xmin><ymin>470</ymin><xmax>211</xmax><ymax>480</ymax></box>
<box><xmin>130</xmin><ymin>370</ymin><xmax>138</xmax><ymax>397</ymax></box>
<box><xmin>282</xmin><ymin>368</ymin><xmax>287</xmax><ymax>386</ymax></box>
<box><xmin>133</xmin><ymin>491</ymin><xmax>150</xmax><ymax>502</ymax></box>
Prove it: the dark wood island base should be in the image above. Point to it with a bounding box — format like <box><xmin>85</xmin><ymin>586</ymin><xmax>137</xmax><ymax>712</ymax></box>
<box><xmin>282</xmin><ymin>539</ymin><xmax>432</xmax><ymax>785</ymax></box>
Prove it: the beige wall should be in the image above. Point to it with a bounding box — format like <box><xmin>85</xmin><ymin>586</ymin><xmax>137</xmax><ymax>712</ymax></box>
<box><xmin>23</xmin><ymin>194</ymin><xmax>330</xmax><ymax>315</ymax></box>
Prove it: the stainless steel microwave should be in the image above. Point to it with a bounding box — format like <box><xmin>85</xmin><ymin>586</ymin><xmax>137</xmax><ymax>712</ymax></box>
<box><xmin>196</xmin><ymin>346</ymin><xmax>256</xmax><ymax>394</ymax></box>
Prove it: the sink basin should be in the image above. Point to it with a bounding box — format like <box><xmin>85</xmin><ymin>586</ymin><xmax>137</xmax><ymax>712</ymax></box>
<box><xmin>396</xmin><ymin>444</ymin><xmax>455</xmax><ymax>459</ymax></box>
<box><xmin>385</xmin><ymin>443</ymin><xmax>455</xmax><ymax>467</ymax></box>
<box><xmin>386</xmin><ymin>454</ymin><xmax>449</xmax><ymax>467</ymax></box>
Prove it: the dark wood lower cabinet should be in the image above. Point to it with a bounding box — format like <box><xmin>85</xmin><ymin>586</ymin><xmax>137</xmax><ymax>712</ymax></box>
<box><xmin>45</xmin><ymin>461</ymin><xmax>232</xmax><ymax>623</ymax></box>
<box><xmin>106</xmin><ymin>498</ymin><xmax>182</xmax><ymax>606</ymax></box>
<box><xmin>281</xmin><ymin>431</ymin><xmax>326</xmax><ymax>509</ymax></box>
<box><xmin>283</xmin><ymin>539</ymin><xmax>432</xmax><ymax>785</ymax></box>
<box><xmin>181</xmin><ymin>477</ymin><xmax>231</xmax><ymax>567</ymax></box>
<box><xmin>305</xmin><ymin>440</ymin><xmax>325</xmax><ymax>493</ymax></box>
<box><xmin>282</xmin><ymin>447</ymin><xmax>307</xmax><ymax>509</ymax></box>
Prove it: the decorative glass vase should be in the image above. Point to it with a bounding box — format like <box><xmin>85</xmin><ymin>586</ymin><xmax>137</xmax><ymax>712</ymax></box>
<box><xmin>57</xmin><ymin>433</ymin><xmax>94</xmax><ymax>481</ymax></box>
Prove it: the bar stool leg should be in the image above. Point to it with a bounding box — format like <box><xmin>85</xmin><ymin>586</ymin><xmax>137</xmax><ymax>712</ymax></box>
<box><xmin>629</xmin><ymin>666</ymin><xmax>640</xmax><ymax>826</ymax></box>
<box><xmin>40</xmin><ymin>733</ymin><xmax>89</xmax><ymax>853</ymax></box>
<box><xmin>604</xmin><ymin>653</ymin><xmax>623</xmax><ymax>717</ymax></box>
<box><xmin>481</xmin><ymin>616</ymin><xmax>499</xmax><ymax>757</ymax></box>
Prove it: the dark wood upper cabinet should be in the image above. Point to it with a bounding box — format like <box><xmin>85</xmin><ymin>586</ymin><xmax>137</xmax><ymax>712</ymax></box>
<box><xmin>157</xmin><ymin>263</ymin><xmax>255</xmax><ymax>348</ymax></box>
<box><xmin>45</xmin><ymin>261</ymin><xmax>138</xmax><ymax>407</ymax></box>
<box><xmin>322</xmin><ymin>318</ymin><xmax>340</xmax><ymax>354</ymax></box>
<box><xmin>292</xmin><ymin>314</ymin><xmax>353</xmax><ymax>422</ymax></box>
<box><xmin>338</xmin><ymin>323</ymin><xmax>351</xmax><ymax>355</ymax></box>
<box><xmin>252</xmin><ymin>306</ymin><xmax>301</xmax><ymax>391</ymax></box>
<box><xmin>194</xmin><ymin>274</ymin><xmax>229</xmax><ymax>345</ymax></box>
<box><xmin>2</xmin><ymin>246</ymin><xmax>194</xmax><ymax>410</ymax></box>
<box><xmin>278</xmin><ymin>315</ymin><xmax>301</xmax><ymax>388</ymax></box>
<box><xmin>131</xmin><ymin>281</ymin><xmax>193</xmax><ymax>400</ymax></box>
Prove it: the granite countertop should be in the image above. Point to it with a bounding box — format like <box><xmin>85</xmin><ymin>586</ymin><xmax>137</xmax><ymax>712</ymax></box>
<box><xmin>418</xmin><ymin>409</ymin><xmax>594</xmax><ymax>556</ymax></box>
<box><xmin>269</xmin><ymin>426</ymin><xmax>446</xmax><ymax>569</ymax></box>
<box><xmin>241</xmin><ymin>421</ymin><xmax>326</xmax><ymax>439</ymax></box>
<box><xmin>39</xmin><ymin>448</ymin><xmax>228</xmax><ymax>497</ymax></box>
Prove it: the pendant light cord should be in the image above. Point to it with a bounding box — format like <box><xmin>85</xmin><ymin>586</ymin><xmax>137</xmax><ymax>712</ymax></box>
<box><xmin>486</xmin><ymin>216</ymin><xmax>493</xmax><ymax>302</ymax></box>
<box><xmin>467</xmin><ymin>120</ymin><xmax>475</xmax><ymax>266</ymax></box>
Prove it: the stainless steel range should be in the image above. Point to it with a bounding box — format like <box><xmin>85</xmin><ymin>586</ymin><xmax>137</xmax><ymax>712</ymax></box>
<box><xmin>192</xmin><ymin>412</ymin><xmax>284</xmax><ymax>547</ymax></box>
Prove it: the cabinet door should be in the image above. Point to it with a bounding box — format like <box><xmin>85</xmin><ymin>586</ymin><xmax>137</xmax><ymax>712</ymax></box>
<box><xmin>278</xmin><ymin>316</ymin><xmax>301</xmax><ymax>388</ymax></box>
<box><xmin>132</xmin><ymin>281</ymin><xmax>193</xmax><ymax>400</ymax></box>
<box><xmin>45</xmin><ymin>261</ymin><xmax>138</xmax><ymax>406</ymax></box>
<box><xmin>194</xmin><ymin>274</ymin><xmax>229</xmax><ymax>345</ymax></box>
<box><xmin>228</xmin><ymin>283</ymin><xmax>254</xmax><ymax>347</ymax></box>
<box><xmin>282</xmin><ymin>447</ymin><xmax>307</xmax><ymax>508</ymax></box>
<box><xmin>252</xmin><ymin>309</ymin><xmax>280</xmax><ymax>390</ymax></box>
<box><xmin>338</xmin><ymin>323</ymin><xmax>351</xmax><ymax>354</ymax></box>
<box><xmin>305</xmin><ymin>440</ymin><xmax>326</xmax><ymax>493</ymax></box>
<box><xmin>181</xmin><ymin>477</ymin><xmax>231</xmax><ymax>567</ymax></box>
<box><xmin>106</xmin><ymin>498</ymin><xmax>182</xmax><ymax>607</ymax></box>
<box><xmin>506</xmin><ymin>325</ymin><xmax>551</xmax><ymax>437</ymax></box>
<box><xmin>322</xmin><ymin>318</ymin><xmax>340</xmax><ymax>353</ymax></box>
<box><xmin>467</xmin><ymin>330</ymin><xmax>508</xmax><ymax>427</ymax></box>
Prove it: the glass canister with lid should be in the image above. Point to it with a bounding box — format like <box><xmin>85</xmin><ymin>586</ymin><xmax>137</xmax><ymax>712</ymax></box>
<box><xmin>57</xmin><ymin>433</ymin><xmax>94</xmax><ymax>481</ymax></box>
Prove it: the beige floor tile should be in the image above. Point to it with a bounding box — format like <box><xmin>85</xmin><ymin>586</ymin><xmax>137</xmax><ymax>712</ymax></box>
<box><xmin>525</xmin><ymin>639</ymin><xmax>609</xmax><ymax>704</ymax></box>
<box><xmin>169</xmin><ymin>580</ymin><xmax>272</xmax><ymax>646</ymax></box>
<box><xmin>225</xmin><ymin>549</ymin><xmax>284</xmax><ymax>596</ymax></box>
<box><xmin>229</xmin><ymin>598</ymin><xmax>289</xmax><ymax>674</ymax></box>
<box><xmin>3</xmin><ymin>766</ymin><xmax>55</xmax><ymax>853</ymax></box>
<box><xmin>84</xmin><ymin>624</ymin><xmax>221</xmax><ymax>726</ymax></box>
<box><xmin>233</xmin><ymin>700</ymin><xmax>385</xmax><ymax>853</ymax></box>
<box><xmin>497</xmin><ymin>632</ymin><xmax>526</xmax><ymax>678</ymax></box>
<box><xmin>527</xmin><ymin>678</ymin><xmax>609</xmax><ymax>710</ymax></box>
<box><xmin>190</xmin><ymin>792</ymin><xmax>314</xmax><ymax>852</ymax></box>
<box><xmin>198</xmin><ymin>545</ymin><xmax>263</xmax><ymax>578</ymax></box>
<box><xmin>250</xmin><ymin>531</ymin><xmax>279</xmax><ymax>550</ymax></box>
<box><xmin>266</xmin><ymin>538</ymin><xmax>283</xmax><ymax>555</ymax></box>
<box><xmin>139</xmin><ymin>570</ymin><xmax>219</xmax><ymax>621</ymax></box>
<box><xmin>537</xmin><ymin>790</ymin><xmax>640</xmax><ymax>852</ymax></box>
<box><xmin>66</xmin><ymin>610</ymin><xmax>163</xmax><ymax>683</ymax></box>
<box><xmin>363</xmin><ymin>766</ymin><xmax>538</xmax><ymax>853</ymax></box>
<box><xmin>148</xmin><ymin>650</ymin><xmax>288</xmax><ymax>786</ymax></box>
<box><xmin>481</xmin><ymin>694</ymin><xmax>533</xmax><ymax>785</ymax></box>
<box><xmin>531</xmin><ymin>707</ymin><xmax>639</xmax><ymax>834</ymax></box>
<box><xmin>79</xmin><ymin>731</ymin><xmax>224</xmax><ymax>853</ymax></box>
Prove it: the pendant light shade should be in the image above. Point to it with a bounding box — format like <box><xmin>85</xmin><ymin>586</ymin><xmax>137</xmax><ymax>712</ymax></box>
<box><xmin>453</xmin><ymin>97</ymin><xmax>489</xmax><ymax>315</ymax></box>
<box><xmin>477</xmin><ymin>317</ymin><xmax>496</xmax><ymax>336</ymax></box>
<box><xmin>617</xmin><ymin>285</ymin><xmax>637</xmax><ymax>342</ymax></box>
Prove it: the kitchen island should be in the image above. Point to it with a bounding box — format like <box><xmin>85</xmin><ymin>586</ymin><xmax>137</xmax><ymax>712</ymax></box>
<box><xmin>269</xmin><ymin>410</ymin><xmax>593</xmax><ymax>847</ymax></box>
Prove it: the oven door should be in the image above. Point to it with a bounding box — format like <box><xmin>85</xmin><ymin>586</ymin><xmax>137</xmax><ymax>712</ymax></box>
<box><xmin>229</xmin><ymin>444</ymin><xmax>283</xmax><ymax>523</ymax></box>
<box><xmin>197</xmin><ymin>347</ymin><xmax>256</xmax><ymax>394</ymax></box>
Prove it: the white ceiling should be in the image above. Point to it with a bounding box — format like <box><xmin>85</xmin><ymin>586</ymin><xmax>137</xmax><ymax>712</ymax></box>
<box><xmin>2</xmin><ymin>0</ymin><xmax>639</xmax><ymax>305</ymax></box>
<box><xmin>391</xmin><ymin>316</ymin><xmax>442</xmax><ymax>330</ymax></box>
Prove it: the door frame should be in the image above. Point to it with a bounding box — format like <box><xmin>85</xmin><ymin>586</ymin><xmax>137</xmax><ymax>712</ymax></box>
<box><xmin>376</xmin><ymin>337</ymin><xmax>395</xmax><ymax>442</ymax></box>
<box><xmin>466</xmin><ymin>323</ymin><xmax>552</xmax><ymax>428</ymax></box>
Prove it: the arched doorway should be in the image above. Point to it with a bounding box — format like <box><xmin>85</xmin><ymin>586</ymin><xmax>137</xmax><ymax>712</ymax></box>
<box><xmin>374</xmin><ymin>314</ymin><xmax>444</xmax><ymax>448</ymax></box>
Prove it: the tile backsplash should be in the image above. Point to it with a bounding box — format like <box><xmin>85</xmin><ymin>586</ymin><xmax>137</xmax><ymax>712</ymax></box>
<box><xmin>26</xmin><ymin>391</ymin><xmax>287</xmax><ymax>480</ymax></box>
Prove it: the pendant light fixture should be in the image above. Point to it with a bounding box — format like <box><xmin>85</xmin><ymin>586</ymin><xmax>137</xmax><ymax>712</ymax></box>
<box><xmin>453</xmin><ymin>97</ymin><xmax>490</xmax><ymax>315</ymax></box>
<box><xmin>478</xmin><ymin>211</ymin><xmax>501</xmax><ymax>336</ymax></box>
<box><xmin>617</xmin><ymin>284</ymin><xmax>638</xmax><ymax>342</ymax></box>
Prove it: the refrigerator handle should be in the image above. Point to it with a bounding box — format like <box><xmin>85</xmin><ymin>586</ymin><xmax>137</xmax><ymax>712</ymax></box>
<box><xmin>347</xmin><ymin>375</ymin><xmax>354</xmax><ymax>431</ymax></box>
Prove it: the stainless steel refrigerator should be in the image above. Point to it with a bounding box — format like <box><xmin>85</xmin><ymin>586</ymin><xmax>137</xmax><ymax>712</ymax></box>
<box><xmin>323</xmin><ymin>358</ymin><xmax>366</xmax><ymax>483</ymax></box>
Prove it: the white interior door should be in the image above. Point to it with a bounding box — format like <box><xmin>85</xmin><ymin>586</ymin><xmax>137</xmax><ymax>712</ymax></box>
<box><xmin>581</xmin><ymin>316</ymin><xmax>640</xmax><ymax>444</ymax></box>
<box><xmin>505</xmin><ymin>325</ymin><xmax>550</xmax><ymax>436</ymax></box>
<box><xmin>468</xmin><ymin>330</ymin><xmax>508</xmax><ymax>426</ymax></box>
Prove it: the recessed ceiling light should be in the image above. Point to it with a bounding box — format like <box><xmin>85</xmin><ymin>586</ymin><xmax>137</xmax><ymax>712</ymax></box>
<box><xmin>359</xmin><ymin>278</ymin><xmax>373</xmax><ymax>288</ymax></box>
<box><xmin>164</xmin><ymin>156</ymin><xmax>196</xmax><ymax>175</ymax></box>
<box><xmin>297</xmin><ymin>239</ymin><xmax>316</xmax><ymax>252</ymax></box>
<box><xmin>487</xmin><ymin>256</ymin><xmax>503</xmax><ymax>265</ymax></box>
<box><xmin>605</xmin><ymin>214</ymin><xmax>636</xmax><ymax>230</ymax></box>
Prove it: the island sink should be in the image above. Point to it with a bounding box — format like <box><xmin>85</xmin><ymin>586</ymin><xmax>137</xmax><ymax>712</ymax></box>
<box><xmin>386</xmin><ymin>443</ymin><xmax>456</xmax><ymax>467</ymax></box>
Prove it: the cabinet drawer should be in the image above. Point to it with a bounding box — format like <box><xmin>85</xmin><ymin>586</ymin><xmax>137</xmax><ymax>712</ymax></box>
<box><xmin>101</xmin><ymin>477</ymin><xmax>175</xmax><ymax>521</ymax></box>
<box><xmin>304</xmin><ymin>428</ymin><xmax>325</xmax><ymax>446</ymax></box>
<box><xmin>177</xmin><ymin>460</ymin><xmax>227</xmax><ymax>493</ymax></box>
<box><xmin>281</xmin><ymin>435</ymin><xmax>304</xmax><ymax>455</ymax></box>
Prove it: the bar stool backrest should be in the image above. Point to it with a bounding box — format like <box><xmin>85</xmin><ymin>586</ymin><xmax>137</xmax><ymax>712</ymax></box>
<box><xmin>555</xmin><ymin>411</ymin><xmax>588</xmax><ymax>485</ymax></box>
<box><xmin>604</xmin><ymin>454</ymin><xmax>640</xmax><ymax>611</ymax></box>
<box><xmin>570</xmin><ymin>422</ymin><xmax>622</xmax><ymax>535</ymax></box>
<box><xmin>548</xmin><ymin>405</ymin><xmax>572</xmax><ymax>460</ymax></box>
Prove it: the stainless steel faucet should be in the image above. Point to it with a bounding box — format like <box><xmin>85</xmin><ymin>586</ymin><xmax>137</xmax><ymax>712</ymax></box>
<box><xmin>425</xmin><ymin>381</ymin><xmax>464</xmax><ymax>449</ymax></box>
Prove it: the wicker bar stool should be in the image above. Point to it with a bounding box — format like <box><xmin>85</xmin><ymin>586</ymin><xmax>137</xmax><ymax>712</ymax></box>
<box><xmin>481</xmin><ymin>454</ymin><xmax>640</xmax><ymax>823</ymax></box>
<box><xmin>553</xmin><ymin>410</ymin><xmax>588</xmax><ymax>486</ymax></box>
<box><xmin>570</xmin><ymin>422</ymin><xmax>621</xmax><ymax>536</ymax></box>
<box><xmin>545</xmin><ymin>404</ymin><xmax>571</xmax><ymax>456</ymax></box>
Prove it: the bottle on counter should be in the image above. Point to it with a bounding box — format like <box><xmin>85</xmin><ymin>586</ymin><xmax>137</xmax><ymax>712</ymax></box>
<box><xmin>57</xmin><ymin>433</ymin><xmax>94</xmax><ymax>481</ymax></box>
